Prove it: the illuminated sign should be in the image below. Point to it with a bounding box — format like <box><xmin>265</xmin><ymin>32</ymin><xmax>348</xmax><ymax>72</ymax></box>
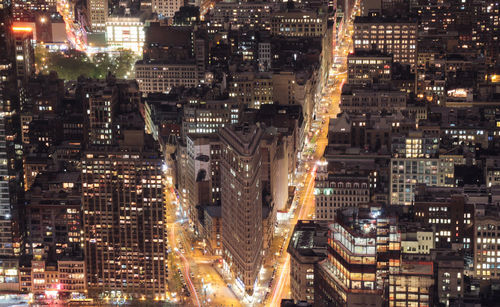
<box><xmin>12</xmin><ymin>26</ymin><xmax>33</xmax><ymax>32</ymax></box>
<box><xmin>447</xmin><ymin>88</ymin><xmax>468</xmax><ymax>98</ymax></box>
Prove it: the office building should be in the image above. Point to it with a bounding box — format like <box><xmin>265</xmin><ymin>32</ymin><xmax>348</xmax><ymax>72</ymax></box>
<box><xmin>432</xmin><ymin>249</ymin><xmax>464</xmax><ymax>306</ymax></box>
<box><xmin>181</xmin><ymin>97</ymin><xmax>243</xmax><ymax>140</ymax></box>
<box><xmin>135</xmin><ymin>61</ymin><xmax>199</xmax><ymax>94</ymax></box>
<box><xmin>25</xmin><ymin>168</ymin><xmax>82</xmax><ymax>256</ymax></box>
<box><xmin>270</xmin><ymin>10</ymin><xmax>327</xmax><ymax>37</ymax></box>
<box><xmin>219</xmin><ymin>123</ymin><xmax>263</xmax><ymax>294</ymax></box>
<box><xmin>353</xmin><ymin>16</ymin><xmax>417</xmax><ymax>67</ymax></box>
<box><xmin>12</xmin><ymin>26</ymin><xmax>35</xmax><ymax>85</ymax></box>
<box><xmin>229</xmin><ymin>71</ymin><xmax>273</xmax><ymax>109</ymax></box>
<box><xmin>314</xmin><ymin>205</ymin><xmax>401</xmax><ymax>306</ymax></box>
<box><xmin>81</xmin><ymin>79</ymin><xmax>167</xmax><ymax>300</ymax></box>
<box><xmin>473</xmin><ymin>207</ymin><xmax>500</xmax><ymax>279</ymax></box>
<box><xmin>210</xmin><ymin>2</ymin><xmax>275</xmax><ymax>30</ymax></box>
<box><xmin>347</xmin><ymin>49</ymin><xmax>393</xmax><ymax>85</ymax></box>
<box><xmin>82</xmin><ymin>132</ymin><xmax>167</xmax><ymax>299</ymax></box>
<box><xmin>388</xmin><ymin>260</ymin><xmax>434</xmax><ymax>307</ymax></box>
<box><xmin>87</xmin><ymin>0</ymin><xmax>108</xmax><ymax>33</ymax></box>
<box><xmin>390</xmin><ymin>157</ymin><xmax>455</xmax><ymax>205</ymax></box>
<box><xmin>413</xmin><ymin>186</ymin><xmax>474</xmax><ymax>249</ymax></box>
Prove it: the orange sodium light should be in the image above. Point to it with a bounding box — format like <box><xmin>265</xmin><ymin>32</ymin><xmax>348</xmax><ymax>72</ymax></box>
<box><xmin>12</xmin><ymin>26</ymin><xmax>33</xmax><ymax>32</ymax></box>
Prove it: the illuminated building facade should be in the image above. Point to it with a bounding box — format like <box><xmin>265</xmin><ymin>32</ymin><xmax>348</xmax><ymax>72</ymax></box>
<box><xmin>135</xmin><ymin>61</ymin><xmax>199</xmax><ymax>94</ymax></box>
<box><xmin>314</xmin><ymin>161</ymin><xmax>370</xmax><ymax>222</ymax></box>
<box><xmin>314</xmin><ymin>205</ymin><xmax>401</xmax><ymax>306</ymax></box>
<box><xmin>210</xmin><ymin>2</ymin><xmax>275</xmax><ymax>30</ymax></box>
<box><xmin>106</xmin><ymin>16</ymin><xmax>145</xmax><ymax>53</ymax></box>
<box><xmin>0</xmin><ymin>13</ymin><xmax>25</xmax><ymax>261</ymax></box>
<box><xmin>87</xmin><ymin>0</ymin><xmax>108</xmax><ymax>33</ymax></box>
<box><xmin>181</xmin><ymin>98</ymin><xmax>242</xmax><ymax>139</ymax></box>
<box><xmin>390</xmin><ymin>157</ymin><xmax>455</xmax><ymax>205</ymax></box>
<box><xmin>220</xmin><ymin>123</ymin><xmax>263</xmax><ymax>294</ymax></box>
<box><xmin>27</xmin><ymin>257</ymin><xmax>86</xmax><ymax>296</ymax></box>
<box><xmin>229</xmin><ymin>72</ymin><xmax>273</xmax><ymax>109</ymax></box>
<box><xmin>81</xmin><ymin>79</ymin><xmax>167</xmax><ymax>299</ymax></box>
<box><xmin>473</xmin><ymin>208</ymin><xmax>500</xmax><ymax>280</ymax></box>
<box><xmin>353</xmin><ymin>16</ymin><xmax>417</xmax><ymax>68</ymax></box>
<box><xmin>12</xmin><ymin>26</ymin><xmax>35</xmax><ymax>84</ymax></box>
<box><xmin>391</xmin><ymin>131</ymin><xmax>439</xmax><ymax>159</ymax></box>
<box><xmin>82</xmin><ymin>134</ymin><xmax>167</xmax><ymax>299</ymax></box>
<box><xmin>270</xmin><ymin>10</ymin><xmax>328</xmax><ymax>37</ymax></box>
<box><xmin>340</xmin><ymin>85</ymin><xmax>407</xmax><ymax>114</ymax></box>
<box><xmin>347</xmin><ymin>49</ymin><xmax>393</xmax><ymax>85</ymax></box>
<box><xmin>388</xmin><ymin>260</ymin><xmax>434</xmax><ymax>307</ymax></box>
<box><xmin>85</xmin><ymin>84</ymin><xmax>117</xmax><ymax>146</ymax></box>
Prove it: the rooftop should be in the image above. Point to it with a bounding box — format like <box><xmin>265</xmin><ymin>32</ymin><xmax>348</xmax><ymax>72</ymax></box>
<box><xmin>288</xmin><ymin>220</ymin><xmax>327</xmax><ymax>260</ymax></box>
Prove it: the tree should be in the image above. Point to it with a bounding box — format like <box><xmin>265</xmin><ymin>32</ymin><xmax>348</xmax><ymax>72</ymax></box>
<box><xmin>34</xmin><ymin>48</ymin><xmax>139</xmax><ymax>80</ymax></box>
<box><xmin>113</xmin><ymin>49</ymin><xmax>136</xmax><ymax>79</ymax></box>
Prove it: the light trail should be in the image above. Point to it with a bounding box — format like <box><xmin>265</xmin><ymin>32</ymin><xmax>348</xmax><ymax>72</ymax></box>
<box><xmin>266</xmin><ymin>3</ymin><xmax>358</xmax><ymax>303</ymax></box>
<box><xmin>170</xmin><ymin>217</ymin><xmax>201</xmax><ymax>307</ymax></box>
<box><xmin>56</xmin><ymin>0</ymin><xmax>87</xmax><ymax>51</ymax></box>
<box><xmin>269</xmin><ymin>166</ymin><xmax>317</xmax><ymax>306</ymax></box>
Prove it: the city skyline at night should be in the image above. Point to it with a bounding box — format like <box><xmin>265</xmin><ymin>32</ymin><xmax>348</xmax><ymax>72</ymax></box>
<box><xmin>0</xmin><ymin>0</ymin><xmax>499</xmax><ymax>306</ymax></box>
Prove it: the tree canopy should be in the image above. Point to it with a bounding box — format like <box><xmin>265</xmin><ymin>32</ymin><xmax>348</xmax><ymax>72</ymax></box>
<box><xmin>35</xmin><ymin>46</ymin><xmax>138</xmax><ymax>80</ymax></box>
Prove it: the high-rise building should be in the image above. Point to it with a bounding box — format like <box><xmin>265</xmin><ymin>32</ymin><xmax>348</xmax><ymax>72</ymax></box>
<box><xmin>81</xmin><ymin>79</ymin><xmax>167</xmax><ymax>300</ymax></box>
<box><xmin>219</xmin><ymin>123</ymin><xmax>263</xmax><ymax>294</ymax></box>
<box><xmin>86</xmin><ymin>85</ymin><xmax>117</xmax><ymax>146</ymax></box>
<box><xmin>82</xmin><ymin>131</ymin><xmax>167</xmax><ymax>299</ymax></box>
<box><xmin>87</xmin><ymin>0</ymin><xmax>108</xmax><ymax>33</ymax></box>
<box><xmin>12</xmin><ymin>26</ymin><xmax>35</xmax><ymax>85</ymax></box>
<box><xmin>0</xmin><ymin>9</ymin><xmax>24</xmax><ymax>259</ymax></box>
<box><xmin>314</xmin><ymin>205</ymin><xmax>400</xmax><ymax>306</ymax></box>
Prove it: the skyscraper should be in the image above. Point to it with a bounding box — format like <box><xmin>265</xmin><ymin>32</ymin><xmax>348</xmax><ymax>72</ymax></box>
<box><xmin>0</xmin><ymin>8</ymin><xmax>25</xmax><ymax>259</ymax></box>
<box><xmin>219</xmin><ymin>123</ymin><xmax>263</xmax><ymax>294</ymax></box>
<box><xmin>81</xmin><ymin>80</ymin><xmax>167</xmax><ymax>300</ymax></box>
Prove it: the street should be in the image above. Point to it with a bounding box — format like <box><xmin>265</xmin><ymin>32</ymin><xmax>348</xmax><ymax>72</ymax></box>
<box><xmin>163</xmin><ymin>3</ymin><xmax>358</xmax><ymax>306</ymax></box>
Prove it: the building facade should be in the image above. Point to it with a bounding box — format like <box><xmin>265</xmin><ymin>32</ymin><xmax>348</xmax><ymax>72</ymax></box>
<box><xmin>135</xmin><ymin>61</ymin><xmax>199</xmax><ymax>94</ymax></box>
<box><xmin>219</xmin><ymin>124</ymin><xmax>263</xmax><ymax>294</ymax></box>
<box><xmin>82</xmin><ymin>133</ymin><xmax>167</xmax><ymax>299</ymax></box>
<box><xmin>353</xmin><ymin>16</ymin><xmax>417</xmax><ymax>68</ymax></box>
